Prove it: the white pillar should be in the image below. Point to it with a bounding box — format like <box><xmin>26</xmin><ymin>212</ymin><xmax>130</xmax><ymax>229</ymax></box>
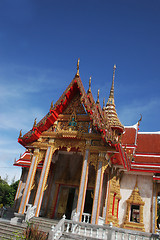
<box><xmin>18</xmin><ymin>149</ymin><xmax>39</xmax><ymax>214</ymax></box>
<box><xmin>152</xmin><ymin>181</ymin><xmax>157</xmax><ymax>233</ymax></box>
<box><xmin>77</xmin><ymin>148</ymin><xmax>89</xmax><ymax>221</ymax></box>
<box><xmin>91</xmin><ymin>160</ymin><xmax>104</xmax><ymax>224</ymax></box>
<box><xmin>34</xmin><ymin>146</ymin><xmax>53</xmax><ymax>217</ymax></box>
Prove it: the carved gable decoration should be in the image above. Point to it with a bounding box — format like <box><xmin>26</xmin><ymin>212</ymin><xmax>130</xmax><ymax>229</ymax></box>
<box><xmin>63</xmin><ymin>93</ymin><xmax>86</xmax><ymax>115</ymax></box>
<box><xmin>47</xmin><ymin>92</ymin><xmax>93</xmax><ymax>134</ymax></box>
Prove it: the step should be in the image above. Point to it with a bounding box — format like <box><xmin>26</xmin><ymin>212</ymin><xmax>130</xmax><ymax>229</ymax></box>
<box><xmin>0</xmin><ymin>221</ymin><xmax>25</xmax><ymax>240</ymax></box>
<box><xmin>31</xmin><ymin>217</ymin><xmax>58</xmax><ymax>225</ymax></box>
<box><xmin>30</xmin><ymin>217</ymin><xmax>59</xmax><ymax>233</ymax></box>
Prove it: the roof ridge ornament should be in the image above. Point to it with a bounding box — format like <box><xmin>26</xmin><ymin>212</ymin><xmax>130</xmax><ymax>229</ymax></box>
<box><xmin>138</xmin><ymin>114</ymin><xmax>142</xmax><ymax>126</ymax></box>
<box><xmin>33</xmin><ymin>118</ymin><xmax>37</xmax><ymax>128</ymax></box>
<box><xmin>96</xmin><ymin>89</ymin><xmax>100</xmax><ymax>104</ymax></box>
<box><xmin>75</xmin><ymin>58</ymin><xmax>80</xmax><ymax>77</ymax></box>
<box><xmin>103</xmin><ymin>97</ymin><xmax>105</xmax><ymax>110</ymax></box>
<box><xmin>50</xmin><ymin>101</ymin><xmax>53</xmax><ymax>111</ymax></box>
<box><xmin>87</xmin><ymin>76</ymin><xmax>91</xmax><ymax>93</ymax></box>
<box><xmin>19</xmin><ymin>129</ymin><xmax>22</xmax><ymax>138</ymax></box>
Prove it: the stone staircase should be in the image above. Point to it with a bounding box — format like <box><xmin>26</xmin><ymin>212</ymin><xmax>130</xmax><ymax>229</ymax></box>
<box><xmin>0</xmin><ymin>220</ymin><xmax>26</xmax><ymax>239</ymax></box>
<box><xmin>29</xmin><ymin>216</ymin><xmax>58</xmax><ymax>233</ymax></box>
<box><xmin>0</xmin><ymin>217</ymin><xmax>58</xmax><ymax>240</ymax></box>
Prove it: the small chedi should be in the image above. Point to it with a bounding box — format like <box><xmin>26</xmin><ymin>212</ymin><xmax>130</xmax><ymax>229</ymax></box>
<box><xmin>14</xmin><ymin>60</ymin><xmax>160</xmax><ymax>233</ymax></box>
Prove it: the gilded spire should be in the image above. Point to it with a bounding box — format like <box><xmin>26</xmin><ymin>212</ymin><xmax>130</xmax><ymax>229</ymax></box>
<box><xmin>108</xmin><ymin>64</ymin><xmax>116</xmax><ymax>102</ymax></box>
<box><xmin>105</xmin><ymin>64</ymin><xmax>124</xmax><ymax>133</ymax></box>
<box><xmin>103</xmin><ymin>97</ymin><xmax>105</xmax><ymax>110</ymax></box>
<box><xmin>96</xmin><ymin>89</ymin><xmax>100</xmax><ymax>104</ymax></box>
<box><xmin>88</xmin><ymin>76</ymin><xmax>91</xmax><ymax>93</ymax></box>
<box><xmin>75</xmin><ymin>58</ymin><xmax>80</xmax><ymax>77</ymax></box>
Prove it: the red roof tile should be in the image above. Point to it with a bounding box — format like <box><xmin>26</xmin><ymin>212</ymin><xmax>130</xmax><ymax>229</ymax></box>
<box><xmin>122</xmin><ymin>127</ymin><xmax>137</xmax><ymax>145</ymax></box>
<box><xmin>136</xmin><ymin>133</ymin><xmax>160</xmax><ymax>154</ymax></box>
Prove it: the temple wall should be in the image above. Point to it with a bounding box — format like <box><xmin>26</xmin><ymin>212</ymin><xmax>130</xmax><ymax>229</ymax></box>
<box><xmin>119</xmin><ymin>173</ymin><xmax>153</xmax><ymax>232</ymax></box>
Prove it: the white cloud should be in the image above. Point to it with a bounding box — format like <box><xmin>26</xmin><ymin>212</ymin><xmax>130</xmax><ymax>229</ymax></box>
<box><xmin>0</xmin><ymin>107</ymin><xmax>45</xmax><ymax>131</ymax></box>
<box><xmin>119</xmin><ymin>98</ymin><xmax>160</xmax><ymax>127</ymax></box>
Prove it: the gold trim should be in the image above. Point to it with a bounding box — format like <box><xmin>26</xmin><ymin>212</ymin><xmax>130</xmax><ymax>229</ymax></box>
<box><xmin>123</xmin><ymin>182</ymin><xmax>145</xmax><ymax>232</ymax></box>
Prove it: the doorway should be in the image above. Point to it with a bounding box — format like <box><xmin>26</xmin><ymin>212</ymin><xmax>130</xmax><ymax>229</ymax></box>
<box><xmin>56</xmin><ymin>186</ymin><xmax>77</xmax><ymax>219</ymax></box>
<box><xmin>83</xmin><ymin>189</ymin><xmax>94</xmax><ymax>222</ymax></box>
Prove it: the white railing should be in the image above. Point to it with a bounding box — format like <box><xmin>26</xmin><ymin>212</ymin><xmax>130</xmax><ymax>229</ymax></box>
<box><xmin>24</xmin><ymin>204</ymin><xmax>36</xmax><ymax>222</ymax></box>
<box><xmin>48</xmin><ymin>216</ymin><xmax>160</xmax><ymax>240</ymax></box>
<box><xmin>48</xmin><ymin>215</ymin><xmax>66</xmax><ymax>240</ymax></box>
<box><xmin>82</xmin><ymin>212</ymin><xmax>91</xmax><ymax>223</ymax></box>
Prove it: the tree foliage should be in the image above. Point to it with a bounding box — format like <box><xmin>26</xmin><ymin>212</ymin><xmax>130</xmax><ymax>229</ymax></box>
<box><xmin>0</xmin><ymin>175</ymin><xmax>19</xmax><ymax>207</ymax></box>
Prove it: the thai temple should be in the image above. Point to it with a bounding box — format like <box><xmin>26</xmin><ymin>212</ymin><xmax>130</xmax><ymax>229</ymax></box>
<box><xmin>13</xmin><ymin>60</ymin><xmax>160</xmax><ymax>235</ymax></box>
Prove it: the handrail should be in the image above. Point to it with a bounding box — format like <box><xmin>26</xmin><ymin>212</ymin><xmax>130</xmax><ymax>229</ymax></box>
<box><xmin>24</xmin><ymin>204</ymin><xmax>36</xmax><ymax>222</ymax></box>
<box><xmin>49</xmin><ymin>217</ymin><xmax>160</xmax><ymax>240</ymax></box>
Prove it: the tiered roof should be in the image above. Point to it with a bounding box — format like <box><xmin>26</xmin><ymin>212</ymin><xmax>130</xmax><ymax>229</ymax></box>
<box><xmin>18</xmin><ymin>61</ymin><xmax>123</xmax><ymax>147</ymax></box>
<box><xmin>122</xmin><ymin>125</ymin><xmax>160</xmax><ymax>173</ymax></box>
<box><xmin>15</xmin><ymin>61</ymin><xmax>160</xmax><ymax>177</ymax></box>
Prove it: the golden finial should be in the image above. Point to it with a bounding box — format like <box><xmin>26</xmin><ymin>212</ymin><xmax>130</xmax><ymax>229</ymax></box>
<box><xmin>76</xmin><ymin>58</ymin><xmax>80</xmax><ymax>76</ymax></box>
<box><xmin>33</xmin><ymin>118</ymin><xmax>37</xmax><ymax>128</ymax></box>
<box><xmin>19</xmin><ymin>129</ymin><xmax>22</xmax><ymax>138</ymax></box>
<box><xmin>88</xmin><ymin>76</ymin><xmax>91</xmax><ymax>93</ymax></box>
<box><xmin>103</xmin><ymin>98</ymin><xmax>105</xmax><ymax>109</ymax></box>
<box><xmin>135</xmin><ymin>176</ymin><xmax>138</xmax><ymax>188</ymax></box>
<box><xmin>109</xmin><ymin>64</ymin><xmax>116</xmax><ymax>99</ymax></box>
<box><xmin>96</xmin><ymin>89</ymin><xmax>100</xmax><ymax>104</ymax></box>
<box><xmin>50</xmin><ymin>101</ymin><xmax>53</xmax><ymax>110</ymax></box>
<box><xmin>138</xmin><ymin>114</ymin><xmax>142</xmax><ymax>126</ymax></box>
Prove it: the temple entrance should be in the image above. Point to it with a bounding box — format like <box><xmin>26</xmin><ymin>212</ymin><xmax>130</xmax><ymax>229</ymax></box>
<box><xmin>82</xmin><ymin>189</ymin><xmax>94</xmax><ymax>222</ymax></box>
<box><xmin>65</xmin><ymin>188</ymin><xmax>76</xmax><ymax>219</ymax></box>
<box><xmin>56</xmin><ymin>186</ymin><xmax>78</xmax><ymax>220</ymax></box>
<box><xmin>84</xmin><ymin>189</ymin><xmax>94</xmax><ymax>214</ymax></box>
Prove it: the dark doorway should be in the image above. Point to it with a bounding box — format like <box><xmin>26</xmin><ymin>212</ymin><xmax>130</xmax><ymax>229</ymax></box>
<box><xmin>65</xmin><ymin>188</ymin><xmax>75</xmax><ymax>219</ymax></box>
<box><xmin>83</xmin><ymin>189</ymin><xmax>93</xmax><ymax>222</ymax></box>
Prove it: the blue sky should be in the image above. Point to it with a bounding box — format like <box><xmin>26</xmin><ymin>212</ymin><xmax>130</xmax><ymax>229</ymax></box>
<box><xmin>0</xmin><ymin>0</ymin><xmax>160</xmax><ymax>182</ymax></box>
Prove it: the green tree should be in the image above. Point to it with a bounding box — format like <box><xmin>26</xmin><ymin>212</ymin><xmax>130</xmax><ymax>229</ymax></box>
<box><xmin>0</xmin><ymin>176</ymin><xmax>19</xmax><ymax>207</ymax></box>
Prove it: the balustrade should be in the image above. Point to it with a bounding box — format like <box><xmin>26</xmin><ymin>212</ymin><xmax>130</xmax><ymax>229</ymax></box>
<box><xmin>48</xmin><ymin>216</ymin><xmax>160</xmax><ymax>240</ymax></box>
<box><xmin>82</xmin><ymin>212</ymin><xmax>91</xmax><ymax>223</ymax></box>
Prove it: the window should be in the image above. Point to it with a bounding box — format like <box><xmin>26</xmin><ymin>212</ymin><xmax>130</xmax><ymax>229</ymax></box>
<box><xmin>130</xmin><ymin>205</ymin><xmax>140</xmax><ymax>223</ymax></box>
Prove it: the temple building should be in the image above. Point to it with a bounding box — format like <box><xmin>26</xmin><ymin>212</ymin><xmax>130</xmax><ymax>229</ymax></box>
<box><xmin>14</xmin><ymin>61</ymin><xmax>160</xmax><ymax>233</ymax></box>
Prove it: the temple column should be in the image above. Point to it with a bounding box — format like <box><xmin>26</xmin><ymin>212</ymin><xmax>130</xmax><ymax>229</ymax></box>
<box><xmin>18</xmin><ymin>149</ymin><xmax>39</xmax><ymax>214</ymax></box>
<box><xmin>152</xmin><ymin>181</ymin><xmax>157</xmax><ymax>233</ymax></box>
<box><xmin>14</xmin><ymin>168</ymin><xmax>24</xmax><ymax>211</ymax></box>
<box><xmin>91</xmin><ymin>153</ymin><xmax>107</xmax><ymax>224</ymax></box>
<box><xmin>34</xmin><ymin>146</ymin><xmax>54</xmax><ymax>217</ymax></box>
<box><xmin>102</xmin><ymin>178</ymin><xmax>110</xmax><ymax>218</ymax></box>
<box><xmin>76</xmin><ymin>144</ymin><xmax>90</xmax><ymax>222</ymax></box>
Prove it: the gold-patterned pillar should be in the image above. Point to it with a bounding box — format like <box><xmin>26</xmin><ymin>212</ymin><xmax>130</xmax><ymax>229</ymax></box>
<box><xmin>18</xmin><ymin>149</ymin><xmax>39</xmax><ymax>214</ymax></box>
<box><xmin>152</xmin><ymin>181</ymin><xmax>157</xmax><ymax>233</ymax></box>
<box><xmin>76</xmin><ymin>143</ymin><xmax>90</xmax><ymax>222</ymax></box>
<box><xmin>34</xmin><ymin>146</ymin><xmax>54</xmax><ymax>217</ymax></box>
<box><xmin>106</xmin><ymin>191</ymin><xmax>114</xmax><ymax>222</ymax></box>
<box><xmin>114</xmin><ymin>197</ymin><xmax>118</xmax><ymax>217</ymax></box>
<box><xmin>105</xmin><ymin>175</ymin><xmax>121</xmax><ymax>226</ymax></box>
